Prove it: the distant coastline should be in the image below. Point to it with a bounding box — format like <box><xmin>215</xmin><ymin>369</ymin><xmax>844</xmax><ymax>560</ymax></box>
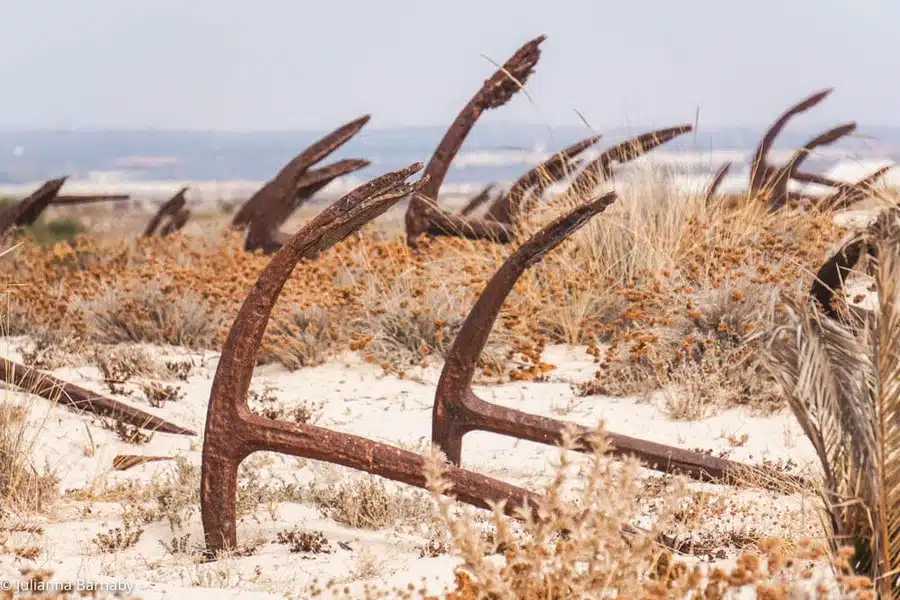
<box><xmin>0</xmin><ymin>125</ymin><xmax>897</xmax><ymax>203</ymax></box>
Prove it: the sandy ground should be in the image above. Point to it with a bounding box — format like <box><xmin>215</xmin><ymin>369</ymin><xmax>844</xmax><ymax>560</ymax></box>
<box><xmin>0</xmin><ymin>335</ymin><xmax>833</xmax><ymax>599</ymax></box>
<box><xmin>0</xmin><ymin>202</ymin><xmax>884</xmax><ymax>598</ymax></box>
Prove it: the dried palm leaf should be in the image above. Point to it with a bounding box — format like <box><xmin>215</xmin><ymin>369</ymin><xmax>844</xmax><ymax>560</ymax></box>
<box><xmin>760</xmin><ymin>212</ymin><xmax>900</xmax><ymax>590</ymax></box>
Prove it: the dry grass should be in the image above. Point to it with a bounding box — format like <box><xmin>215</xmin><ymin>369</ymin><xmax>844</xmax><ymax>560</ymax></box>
<box><xmin>91</xmin><ymin>345</ymin><xmax>162</xmax><ymax>383</ymax></box>
<box><xmin>321</xmin><ymin>427</ymin><xmax>871</xmax><ymax>599</ymax></box>
<box><xmin>0</xmin><ymin>398</ymin><xmax>59</xmax><ymax>517</ymax></box>
<box><xmin>0</xmin><ymin>167</ymin><xmax>844</xmax><ymax>400</ymax></box>
<box><xmin>0</xmin><ymin>167</ymin><xmax>872</xmax><ymax>598</ymax></box>
<box><xmin>421</xmin><ymin>426</ymin><xmax>690</xmax><ymax>598</ymax></box>
<box><xmin>247</xmin><ymin>386</ymin><xmax>324</xmax><ymax>424</ymax></box>
<box><xmin>301</xmin><ymin>472</ymin><xmax>433</xmax><ymax>531</ymax></box>
<box><xmin>422</xmin><ymin>434</ymin><xmax>866</xmax><ymax>599</ymax></box>
<box><xmin>274</xmin><ymin>527</ymin><xmax>332</xmax><ymax>555</ymax></box>
<box><xmin>75</xmin><ymin>278</ymin><xmax>223</xmax><ymax>348</ymax></box>
<box><xmin>91</xmin><ymin>525</ymin><xmax>144</xmax><ymax>554</ymax></box>
<box><xmin>581</xmin><ymin>279</ymin><xmax>786</xmax><ymax>417</ymax></box>
<box><xmin>355</xmin><ymin>269</ymin><xmax>513</xmax><ymax>375</ymax></box>
<box><xmin>17</xmin><ymin>327</ymin><xmax>84</xmax><ymax>370</ymax></box>
<box><xmin>261</xmin><ymin>304</ymin><xmax>343</xmax><ymax>369</ymax></box>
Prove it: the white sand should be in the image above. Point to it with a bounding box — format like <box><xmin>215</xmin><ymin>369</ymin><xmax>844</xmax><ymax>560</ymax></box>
<box><xmin>2</xmin><ymin>204</ymin><xmax>886</xmax><ymax>597</ymax></box>
<box><xmin>0</xmin><ymin>336</ymin><xmax>827</xmax><ymax>599</ymax></box>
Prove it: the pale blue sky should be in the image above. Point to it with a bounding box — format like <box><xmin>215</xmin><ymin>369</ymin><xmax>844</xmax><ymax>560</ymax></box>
<box><xmin>0</xmin><ymin>0</ymin><xmax>896</xmax><ymax>131</ymax></box>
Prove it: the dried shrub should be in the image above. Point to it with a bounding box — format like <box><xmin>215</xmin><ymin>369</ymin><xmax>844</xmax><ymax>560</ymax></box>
<box><xmin>139</xmin><ymin>382</ymin><xmax>184</xmax><ymax>408</ymax></box>
<box><xmin>116</xmin><ymin>458</ymin><xmax>201</xmax><ymax>534</ymax></box>
<box><xmin>159</xmin><ymin>533</ymin><xmax>194</xmax><ymax>556</ymax></box>
<box><xmin>164</xmin><ymin>358</ymin><xmax>193</xmax><ymax>380</ymax></box>
<box><xmin>303</xmin><ymin>474</ymin><xmax>432</xmax><ymax>530</ymax></box>
<box><xmin>107</xmin><ymin>420</ymin><xmax>152</xmax><ymax>445</ymax></box>
<box><xmin>247</xmin><ymin>386</ymin><xmax>324</xmax><ymax>425</ymax></box>
<box><xmin>77</xmin><ymin>279</ymin><xmax>222</xmax><ymax>348</ymax></box>
<box><xmin>355</xmin><ymin>271</ymin><xmax>511</xmax><ymax>373</ymax></box>
<box><xmin>421</xmin><ymin>427</ymin><xmax>870</xmax><ymax>599</ymax></box>
<box><xmin>0</xmin><ymin>294</ymin><xmax>40</xmax><ymax>337</ymax></box>
<box><xmin>92</xmin><ymin>345</ymin><xmax>161</xmax><ymax>387</ymax></box>
<box><xmin>274</xmin><ymin>528</ymin><xmax>331</xmax><ymax>555</ymax></box>
<box><xmin>581</xmin><ymin>280</ymin><xmax>786</xmax><ymax>416</ymax></box>
<box><xmin>16</xmin><ymin>327</ymin><xmax>83</xmax><ymax>370</ymax></box>
<box><xmin>91</xmin><ymin>525</ymin><xmax>143</xmax><ymax>553</ymax></box>
<box><xmin>13</xmin><ymin>545</ymin><xmax>41</xmax><ymax>560</ymax></box>
<box><xmin>0</xmin><ymin>166</ymin><xmax>846</xmax><ymax>386</ymax></box>
<box><xmin>422</xmin><ymin>426</ymin><xmax>686</xmax><ymax>598</ymax></box>
<box><xmin>110</xmin><ymin>457</ymin><xmax>304</xmax><ymax>538</ymax></box>
<box><xmin>262</xmin><ymin>304</ymin><xmax>342</xmax><ymax>369</ymax></box>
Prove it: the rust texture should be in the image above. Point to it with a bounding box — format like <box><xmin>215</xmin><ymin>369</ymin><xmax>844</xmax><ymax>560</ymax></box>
<box><xmin>269</xmin><ymin>159</ymin><xmax>371</xmax><ymax>230</ymax></box>
<box><xmin>565</xmin><ymin>125</ymin><xmax>693</xmax><ymax>196</ymax></box>
<box><xmin>0</xmin><ymin>177</ymin><xmax>68</xmax><ymax>239</ymax></box>
<box><xmin>523</xmin><ymin>158</ymin><xmax>586</xmax><ymax>213</ymax></box>
<box><xmin>704</xmin><ymin>162</ymin><xmax>732</xmax><ymax>205</ymax></box>
<box><xmin>245</xmin><ymin>162</ymin><xmax>404</xmax><ymax>257</ymax></box>
<box><xmin>809</xmin><ymin>235</ymin><xmax>866</xmax><ymax>320</ymax></box>
<box><xmin>422</xmin><ymin>207</ymin><xmax>516</xmax><ymax>243</ymax></box>
<box><xmin>432</xmin><ymin>190</ymin><xmax>789</xmax><ymax>485</ymax></box>
<box><xmin>791</xmin><ymin>171</ymin><xmax>843</xmax><ymax>188</ymax></box>
<box><xmin>0</xmin><ymin>357</ymin><xmax>195</xmax><ymax>436</ymax></box>
<box><xmin>819</xmin><ymin>165</ymin><xmax>894</xmax><ymax>211</ymax></box>
<box><xmin>484</xmin><ymin>135</ymin><xmax>601</xmax><ymax>223</ymax></box>
<box><xmin>159</xmin><ymin>207</ymin><xmax>191</xmax><ymax>236</ymax></box>
<box><xmin>458</xmin><ymin>184</ymin><xmax>496</xmax><ymax>217</ymax></box>
<box><xmin>144</xmin><ymin>187</ymin><xmax>188</xmax><ymax>236</ymax></box>
<box><xmin>748</xmin><ymin>89</ymin><xmax>857</xmax><ymax>210</ymax></box>
<box><xmin>808</xmin><ymin>208</ymin><xmax>896</xmax><ymax>320</ymax></box>
<box><xmin>405</xmin><ymin>36</ymin><xmax>545</xmax><ymax>246</ymax></box>
<box><xmin>765</xmin><ymin>123</ymin><xmax>856</xmax><ymax>211</ymax></box>
<box><xmin>231</xmin><ymin>115</ymin><xmax>370</xmax><ymax>231</ymax></box>
<box><xmin>749</xmin><ymin>89</ymin><xmax>833</xmax><ymax>193</ymax></box>
<box><xmin>201</xmin><ymin>163</ymin><xmax>558</xmax><ymax>555</ymax></box>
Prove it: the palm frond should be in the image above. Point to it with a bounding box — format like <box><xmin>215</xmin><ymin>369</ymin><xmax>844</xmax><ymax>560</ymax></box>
<box><xmin>762</xmin><ymin>206</ymin><xmax>900</xmax><ymax>592</ymax></box>
<box><xmin>870</xmin><ymin>215</ymin><xmax>900</xmax><ymax>591</ymax></box>
<box><xmin>763</xmin><ymin>297</ymin><xmax>875</xmax><ymax>540</ymax></box>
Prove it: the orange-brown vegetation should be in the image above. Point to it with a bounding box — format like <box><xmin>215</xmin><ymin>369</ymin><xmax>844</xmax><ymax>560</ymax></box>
<box><xmin>2</xmin><ymin>185</ymin><xmax>844</xmax><ymax>405</ymax></box>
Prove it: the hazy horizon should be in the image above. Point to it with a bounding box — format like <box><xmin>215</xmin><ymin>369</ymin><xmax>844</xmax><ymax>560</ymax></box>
<box><xmin>1</xmin><ymin>0</ymin><xmax>897</xmax><ymax>131</ymax></box>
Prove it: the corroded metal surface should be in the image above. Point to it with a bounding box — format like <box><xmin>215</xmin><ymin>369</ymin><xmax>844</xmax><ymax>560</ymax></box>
<box><xmin>285</xmin><ymin>159</ymin><xmax>371</xmax><ymax>224</ymax></box>
<box><xmin>565</xmin><ymin>125</ymin><xmax>693</xmax><ymax>196</ymax></box>
<box><xmin>144</xmin><ymin>187</ymin><xmax>188</xmax><ymax>236</ymax></box>
<box><xmin>432</xmin><ymin>190</ymin><xmax>795</xmax><ymax>487</ymax></box>
<box><xmin>749</xmin><ymin>89</ymin><xmax>833</xmax><ymax>193</ymax></box>
<box><xmin>201</xmin><ymin>163</ymin><xmax>547</xmax><ymax>555</ymax></box>
<box><xmin>808</xmin><ymin>208</ymin><xmax>898</xmax><ymax>320</ymax></box>
<box><xmin>231</xmin><ymin>115</ymin><xmax>370</xmax><ymax>231</ymax></box>
<box><xmin>246</xmin><ymin>170</ymin><xmax>419</xmax><ymax>256</ymax></box>
<box><xmin>748</xmin><ymin>89</ymin><xmax>857</xmax><ymax>210</ymax></box>
<box><xmin>53</xmin><ymin>194</ymin><xmax>130</xmax><ymax>205</ymax></box>
<box><xmin>405</xmin><ymin>36</ymin><xmax>545</xmax><ymax>246</ymax></box>
<box><xmin>0</xmin><ymin>177</ymin><xmax>68</xmax><ymax>238</ymax></box>
<box><xmin>485</xmin><ymin>135</ymin><xmax>601</xmax><ymax>223</ymax></box>
<box><xmin>159</xmin><ymin>207</ymin><xmax>191</xmax><ymax>236</ymax></box>
<box><xmin>766</xmin><ymin>123</ymin><xmax>856</xmax><ymax>211</ymax></box>
<box><xmin>704</xmin><ymin>162</ymin><xmax>732</xmax><ymax>205</ymax></box>
<box><xmin>243</xmin><ymin>159</ymin><xmax>372</xmax><ymax>253</ymax></box>
<box><xmin>809</xmin><ymin>234</ymin><xmax>866</xmax><ymax>319</ymax></box>
<box><xmin>0</xmin><ymin>357</ymin><xmax>195</xmax><ymax>436</ymax></box>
